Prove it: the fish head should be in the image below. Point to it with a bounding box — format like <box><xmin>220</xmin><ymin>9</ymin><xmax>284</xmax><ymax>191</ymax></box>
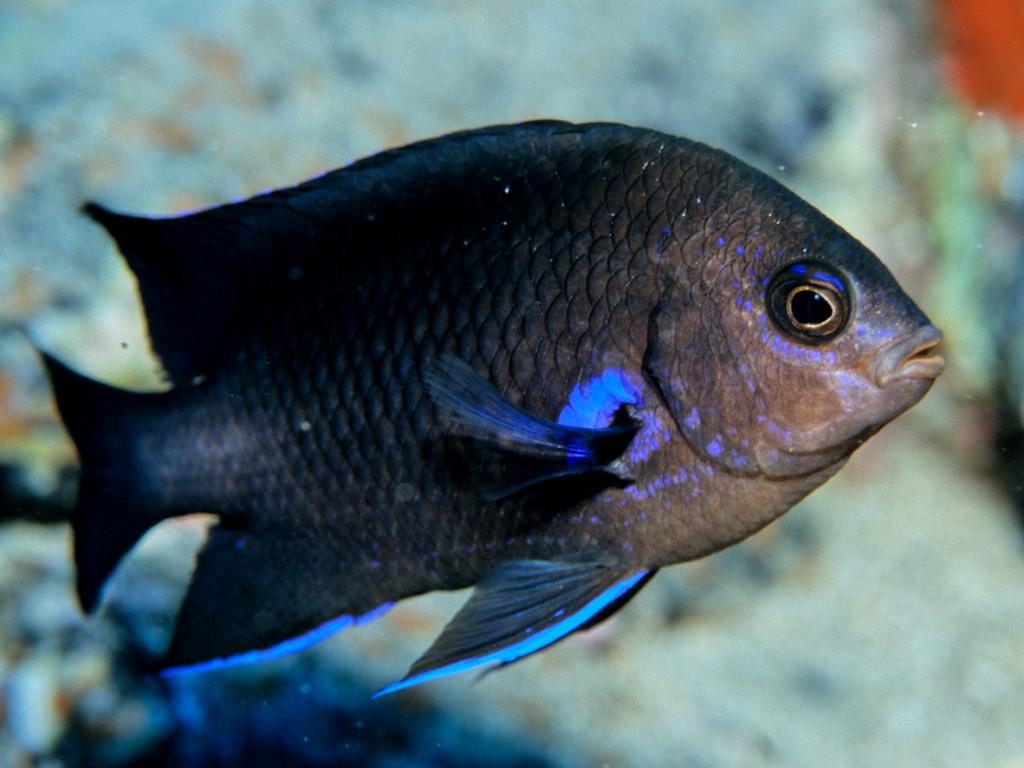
<box><xmin>645</xmin><ymin>202</ymin><xmax>944</xmax><ymax>478</ymax></box>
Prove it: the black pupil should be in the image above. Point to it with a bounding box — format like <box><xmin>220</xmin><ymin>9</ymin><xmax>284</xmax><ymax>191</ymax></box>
<box><xmin>790</xmin><ymin>288</ymin><xmax>833</xmax><ymax>326</ymax></box>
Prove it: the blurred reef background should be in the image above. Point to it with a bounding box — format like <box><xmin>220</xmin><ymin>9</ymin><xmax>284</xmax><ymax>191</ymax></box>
<box><xmin>2</xmin><ymin>1</ymin><xmax>1024</xmax><ymax>766</ymax></box>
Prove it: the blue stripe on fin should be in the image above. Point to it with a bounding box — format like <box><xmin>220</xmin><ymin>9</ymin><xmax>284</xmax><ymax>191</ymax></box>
<box><xmin>160</xmin><ymin>602</ymin><xmax>393</xmax><ymax>678</ymax></box>
<box><xmin>374</xmin><ymin>566</ymin><xmax>649</xmax><ymax>697</ymax></box>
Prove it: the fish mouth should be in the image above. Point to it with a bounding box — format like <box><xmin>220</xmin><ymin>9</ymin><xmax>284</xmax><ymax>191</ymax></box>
<box><xmin>872</xmin><ymin>324</ymin><xmax>946</xmax><ymax>386</ymax></box>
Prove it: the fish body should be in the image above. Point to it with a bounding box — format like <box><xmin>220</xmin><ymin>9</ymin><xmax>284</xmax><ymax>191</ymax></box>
<box><xmin>42</xmin><ymin>121</ymin><xmax>944</xmax><ymax>691</ymax></box>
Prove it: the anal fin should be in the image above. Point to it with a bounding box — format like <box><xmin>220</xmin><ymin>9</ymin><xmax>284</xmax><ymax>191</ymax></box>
<box><xmin>161</xmin><ymin>524</ymin><xmax>389</xmax><ymax>674</ymax></box>
<box><xmin>375</xmin><ymin>559</ymin><xmax>653</xmax><ymax>696</ymax></box>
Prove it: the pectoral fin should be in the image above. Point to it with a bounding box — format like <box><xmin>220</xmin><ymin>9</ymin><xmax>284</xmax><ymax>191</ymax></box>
<box><xmin>375</xmin><ymin>559</ymin><xmax>654</xmax><ymax>696</ymax></box>
<box><xmin>426</xmin><ymin>355</ymin><xmax>637</xmax><ymax>496</ymax></box>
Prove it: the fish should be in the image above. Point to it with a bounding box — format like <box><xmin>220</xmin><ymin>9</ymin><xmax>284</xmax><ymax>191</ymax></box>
<box><xmin>40</xmin><ymin>120</ymin><xmax>945</xmax><ymax>695</ymax></box>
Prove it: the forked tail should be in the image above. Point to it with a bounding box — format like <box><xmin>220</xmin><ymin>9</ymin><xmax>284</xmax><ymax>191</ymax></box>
<box><xmin>40</xmin><ymin>353</ymin><xmax>170</xmax><ymax>611</ymax></box>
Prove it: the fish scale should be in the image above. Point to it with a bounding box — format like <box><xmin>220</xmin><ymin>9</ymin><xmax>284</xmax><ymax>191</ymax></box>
<box><xmin>40</xmin><ymin>121</ymin><xmax>943</xmax><ymax>691</ymax></box>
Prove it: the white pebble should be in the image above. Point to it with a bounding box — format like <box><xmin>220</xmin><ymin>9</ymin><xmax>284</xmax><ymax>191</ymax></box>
<box><xmin>5</xmin><ymin>651</ymin><xmax>66</xmax><ymax>755</ymax></box>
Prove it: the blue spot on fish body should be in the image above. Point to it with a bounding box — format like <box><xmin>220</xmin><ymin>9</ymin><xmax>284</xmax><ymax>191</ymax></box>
<box><xmin>684</xmin><ymin>407</ymin><xmax>700</xmax><ymax>430</ymax></box>
<box><xmin>706</xmin><ymin>438</ymin><xmax>723</xmax><ymax>457</ymax></box>
<box><xmin>811</xmin><ymin>271</ymin><xmax>845</xmax><ymax>292</ymax></box>
<box><xmin>600</xmin><ymin>369</ymin><xmax>638</xmax><ymax>404</ymax></box>
<box><xmin>558</xmin><ymin>369</ymin><xmax>640</xmax><ymax>429</ymax></box>
<box><xmin>626</xmin><ymin>410</ymin><xmax>672</xmax><ymax>463</ymax></box>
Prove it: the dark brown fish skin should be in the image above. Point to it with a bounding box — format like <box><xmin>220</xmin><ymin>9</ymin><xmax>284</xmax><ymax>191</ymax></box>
<box><xmin>45</xmin><ymin>121</ymin><xmax>942</xmax><ymax>667</ymax></box>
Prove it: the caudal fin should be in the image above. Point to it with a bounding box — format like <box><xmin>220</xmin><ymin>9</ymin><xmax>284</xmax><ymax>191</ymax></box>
<box><xmin>40</xmin><ymin>352</ymin><xmax>168</xmax><ymax>612</ymax></box>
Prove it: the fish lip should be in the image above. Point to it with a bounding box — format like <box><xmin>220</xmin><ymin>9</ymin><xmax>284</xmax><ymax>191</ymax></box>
<box><xmin>872</xmin><ymin>324</ymin><xmax>946</xmax><ymax>386</ymax></box>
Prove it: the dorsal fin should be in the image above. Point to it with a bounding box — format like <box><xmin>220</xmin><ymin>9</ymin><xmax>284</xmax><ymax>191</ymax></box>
<box><xmin>83</xmin><ymin>199</ymin><xmax>324</xmax><ymax>385</ymax></box>
<box><xmin>81</xmin><ymin>121</ymin><xmax>641</xmax><ymax>385</ymax></box>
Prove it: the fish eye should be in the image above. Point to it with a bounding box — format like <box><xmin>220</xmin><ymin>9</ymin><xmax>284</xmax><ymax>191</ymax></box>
<box><xmin>767</xmin><ymin>261</ymin><xmax>849</xmax><ymax>343</ymax></box>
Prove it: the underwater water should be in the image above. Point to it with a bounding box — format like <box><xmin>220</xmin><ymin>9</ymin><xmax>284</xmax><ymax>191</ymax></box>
<box><xmin>2</xmin><ymin>1</ymin><xmax>1024</xmax><ymax>766</ymax></box>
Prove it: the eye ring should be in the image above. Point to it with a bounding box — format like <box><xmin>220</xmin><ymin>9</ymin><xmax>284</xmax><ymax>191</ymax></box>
<box><xmin>767</xmin><ymin>261</ymin><xmax>850</xmax><ymax>343</ymax></box>
<box><xmin>784</xmin><ymin>284</ymin><xmax>842</xmax><ymax>333</ymax></box>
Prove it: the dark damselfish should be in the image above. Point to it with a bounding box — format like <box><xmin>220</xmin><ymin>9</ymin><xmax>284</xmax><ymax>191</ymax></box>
<box><xmin>41</xmin><ymin>121</ymin><xmax>945</xmax><ymax>694</ymax></box>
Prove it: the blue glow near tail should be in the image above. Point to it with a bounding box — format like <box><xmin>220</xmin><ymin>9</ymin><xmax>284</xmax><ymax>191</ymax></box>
<box><xmin>373</xmin><ymin>570</ymin><xmax>649</xmax><ymax>697</ymax></box>
<box><xmin>160</xmin><ymin>602</ymin><xmax>394</xmax><ymax>678</ymax></box>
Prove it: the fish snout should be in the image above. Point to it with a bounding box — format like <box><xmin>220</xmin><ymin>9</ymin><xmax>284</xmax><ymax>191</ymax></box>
<box><xmin>873</xmin><ymin>324</ymin><xmax>946</xmax><ymax>386</ymax></box>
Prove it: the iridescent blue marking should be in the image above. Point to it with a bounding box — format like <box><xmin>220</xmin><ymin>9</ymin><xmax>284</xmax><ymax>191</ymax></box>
<box><xmin>684</xmin><ymin>407</ymin><xmax>700</xmax><ymax>430</ymax></box>
<box><xmin>160</xmin><ymin>603</ymin><xmax>394</xmax><ymax>678</ymax></box>
<box><xmin>655</xmin><ymin>227</ymin><xmax>673</xmax><ymax>260</ymax></box>
<box><xmin>832</xmin><ymin>370</ymin><xmax>871</xmax><ymax>392</ymax></box>
<box><xmin>557</xmin><ymin>369</ymin><xmax>640</xmax><ymax>429</ymax></box>
<box><xmin>811</xmin><ymin>271</ymin><xmax>845</xmax><ymax>293</ymax></box>
<box><xmin>626</xmin><ymin>410</ymin><xmax>671</xmax><ymax>463</ymax></box>
<box><xmin>736</xmin><ymin>245</ymin><xmax>745</xmax><ymax>256</ymax></box>
<box><xmin>706</xmin><ymin>438</ymin><xmax>723</xmax><ymax>457</ymax></box>
<box><xmin>767</xmin><ymin>332</ymin><xmax>828</xmax><ymax>365</ymax></box>
<box><xmin>564</xmin><ymin>437</ymin><xmax>592</xmax><ymax>465</ymax></box>
<box><xmin>717</xmin><ymin>237</ymin><xmax>726</xmax><ymax>247</ymax></box>
<box><xmin>790</xmin><ymin>264</ymin><xmax>807</xmax><ymax>275</ymax></box>
<box><xmin>373</xmin><ymin>570</ymin><xmax>650</xmax><ymax>697</ymax></box>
